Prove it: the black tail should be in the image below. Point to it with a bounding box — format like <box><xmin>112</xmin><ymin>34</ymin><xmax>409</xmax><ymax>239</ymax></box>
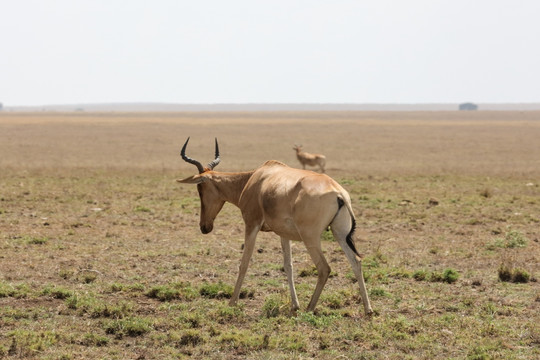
<box><xmin>346</xmin><ymin>217</ymin><xmax>361</xmax><ymax>258</ymax></box>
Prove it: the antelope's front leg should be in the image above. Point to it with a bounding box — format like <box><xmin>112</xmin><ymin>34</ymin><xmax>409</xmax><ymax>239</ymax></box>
<box><xmin>230</xmin><ymin>225</ymin><xmax>259</xmax><ymax>306</ymax></box>
<box><xmin>280</xmin><ymin>237</ymin><xmax>300</xmax><ymax>312</ymax></box>
<box><xmin>305</xmin><ymin>243</ymin><xmax>331</xmax><ymax>312</ymax></box>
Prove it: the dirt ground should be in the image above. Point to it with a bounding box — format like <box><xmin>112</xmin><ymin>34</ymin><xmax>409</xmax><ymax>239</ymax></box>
<box><xmin>0</xmin><ymin>111</ymin><xmax>539</xmax><ymax>359</ymax></box>
<box><xmin>2</xmin><ymin>110</ymin><xmax>540</xmax><ymax>175</ymax></box>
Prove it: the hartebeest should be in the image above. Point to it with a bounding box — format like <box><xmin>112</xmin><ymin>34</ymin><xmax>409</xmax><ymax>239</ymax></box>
<box><xmin>177</xmin><ymin>138</ymin><xmax>372</xmax><ymax>315</ymax></box>
<box><xmin>293</xmin><ymin>144</ymin><xmax>326</xmax><ymax>173</ymax></box>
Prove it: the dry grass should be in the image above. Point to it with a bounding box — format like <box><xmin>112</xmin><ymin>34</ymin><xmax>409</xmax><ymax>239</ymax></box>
<box><xmin>2</xmin><ymin>110</ymin><xmax>540</xmax><ymax>175</ymax></box>
<box><xmin>1</xmin><ymin>111</ymin><xmax>539</xmax><ymax>359</ymax></box>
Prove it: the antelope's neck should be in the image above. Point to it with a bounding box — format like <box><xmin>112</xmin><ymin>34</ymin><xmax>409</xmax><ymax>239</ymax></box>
<box><xmin>214</xmin><ymin>171</ymin><xmax>254</xmax><ymax>207</ymax></box>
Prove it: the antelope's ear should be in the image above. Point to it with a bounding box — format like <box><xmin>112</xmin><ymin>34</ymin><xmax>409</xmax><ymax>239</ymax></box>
<box><xmin>176</xmin><ymin>174</ymin><xmax>207</xmax><ymax>184</ymax></box>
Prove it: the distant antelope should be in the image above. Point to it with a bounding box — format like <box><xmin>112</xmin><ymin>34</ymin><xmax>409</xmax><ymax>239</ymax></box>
<box><xmin>293</xmin><ymin>144</ymin><xmax>326</xmax><ymax>173</ymax></box>
<box><xmin>177</xmin><ymin>138</ymin><xmax>373</xmax><ymax>315</ymax></box>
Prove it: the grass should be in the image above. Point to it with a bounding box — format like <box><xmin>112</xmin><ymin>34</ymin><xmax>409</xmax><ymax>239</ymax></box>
<box><xmin>0</xmin><ymin>111</ymin><xmax>539</xmax><ymax>359</ymax></box>
<box><xmin>145</xmin><ymin>281</ymin><xmax>198</xmax><ymax>301</ymax></box>
<box><xmin>3</xmin><ymin>170</ymin><xmax>537</xmax><ymax>359</ymax></box>
<box><xmin>413</xmin><ymin>268</ymin><xmax>460</xmax><ymax>283</ymax></box>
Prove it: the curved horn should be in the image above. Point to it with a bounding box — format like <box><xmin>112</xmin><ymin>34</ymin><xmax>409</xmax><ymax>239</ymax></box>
<box><xmin>180</xmin><ymin>137</ymin><xmax>205</xmax><ymax>174</ymax></box>
<box><xmin>207</xmin><ymin>138</ymin><xmax>221</xmax><ymax>170</ymax></box>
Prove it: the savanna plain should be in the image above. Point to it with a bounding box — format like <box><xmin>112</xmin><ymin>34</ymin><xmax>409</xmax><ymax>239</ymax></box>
<box><xmin>0</xmin><ymin>111</ymin><xmax>539</xmax><ymax>359</ymax></box>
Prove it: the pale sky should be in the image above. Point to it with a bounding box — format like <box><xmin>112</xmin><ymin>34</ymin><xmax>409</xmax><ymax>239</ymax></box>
<box><xmin>1</xmin><ymin>0</ymin><xmax>540</xmax><ymax>106</ymax></box>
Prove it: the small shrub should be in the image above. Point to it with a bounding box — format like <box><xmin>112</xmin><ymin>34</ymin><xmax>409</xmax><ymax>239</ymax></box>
<box><xmin>512</xmin><ymin>269</ymin><xmax>530</xmax><ymax>283</ymax></box>
<box><xmin>498</xmin><ymin>264</ymin><xmax>513</xmax><ymax>282</ymax></box>
<box><xmin>498</xmin><ymin>264</ymin><xmax>531</xmax><ymax>283</ymax></box>
<box><xmin>441</xmin><ymin>268</ymin><xmax>460</xmax><ymax>283</ymax></box>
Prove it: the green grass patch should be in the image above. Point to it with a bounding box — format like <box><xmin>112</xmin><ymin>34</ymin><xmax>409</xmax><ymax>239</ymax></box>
<box><xmin>218</xmin><ymin>328</ymin><xmax>270</xmax><ymax>351</ymax></box>
<box><xmin>24</xmin><ymin>235</ymin><xmax>49</xmax><ymax>245</ymax></box>
<box><xmin>80</xmin><ymin>333</ymin><xmax>110</xmax><ymax>347</ymax></box>
<box><xmin>297</xmin><ymin>311</ymin><xmax>342</xmax><ymax>328</ymax></box>
<box><xmin>370</xmin><ymin>287</ymin><xmax>391</xmax><ymax>298</ymax></box>
<box><xmin>65</xmin><ymin>294</ymin><xmax>134</xmax><ymax>318</ymax></box>
<box><xmin>199</xmin><ymin>281</ymin><xmax>233</xmax><ymax>299</ymax></box>
<box><xmin>211</xmin><ymin>303</ymin><xmax>246</xmax><ymax>324</ymax></box>
<box><xmin>487</xmin><ymin>229</ymin><xmax>528</xmax><ymax>250</ymax></box>
<box><xmin>41</xmin><ymin>285</ymin><xmax>73</xmax><ymax>299</ymax></box>
<box><xmin>6</xmin><ymin>330</ymin><xmax>59</xmax><ymax>357</ymax></box>
<box><xmin>262</xmin><ymin>295</ymin><xmax>286</xmax><ymax>318</ymax></box>
<box><xmin>133</xmin><ymin>205</ymin><xmax>152</xmax><ymax>213</ymax></box>
<box><xmin>0</xmin><ymin>282</ymin><xmax>31</xmax><ymax>299</ymax></box>
<box><xmin>413</xmin><ymin>268</ymin><xmax>459</xmax><ymax>283</ymax></box>
<box><xmin>104</xmin><ymin>317</ymin><xmax>153</xmax><ymax>338</ymax></box>
<box><xmin>145</xmin><ymin>281</ymin><xmax>198</xmax><ymax>301</ymax></box>
<box><xmin>175</xmin><ymin>329</ymin><xmax>205</xmax><ymax>347</ymax></box>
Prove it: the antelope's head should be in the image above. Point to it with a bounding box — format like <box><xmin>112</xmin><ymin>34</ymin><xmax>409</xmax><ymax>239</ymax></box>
<box><xmin>177</xmin><ymin>137</ymin><xmax>223</xmax><ymax>234</ymax></box>
<box><xmin>293</xmin><ymin>144</ymin><xmax>303</xmax><ymax>153</ymax></box>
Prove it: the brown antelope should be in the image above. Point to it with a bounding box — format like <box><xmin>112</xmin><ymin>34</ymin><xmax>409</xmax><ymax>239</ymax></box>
<box><xmin>293</xmin><ymin>144</ymin><xmax>326</xmax><ymax>173</ymax></box>
<box><xmin>177</xmin><ymin>138</ymin><xmax>372</xmax><ymax>315</ymax></box>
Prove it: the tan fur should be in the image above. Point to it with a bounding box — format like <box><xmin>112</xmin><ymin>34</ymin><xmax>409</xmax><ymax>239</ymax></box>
<box><xmin>178</xmin><ymin>148</ymin><xmax>372</xmax><ymax>315</ymax></box>
<box><xmin>293</xmin><ymin>145</ymin><xmax>326</xmax><ymax>173</ymax></box>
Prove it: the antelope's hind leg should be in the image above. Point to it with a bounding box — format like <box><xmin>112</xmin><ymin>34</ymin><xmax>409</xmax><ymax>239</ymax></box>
<box><xmin>331</xmin><ymin>211</ymin><xmax>373</xmax><ymax>315</ymax></box>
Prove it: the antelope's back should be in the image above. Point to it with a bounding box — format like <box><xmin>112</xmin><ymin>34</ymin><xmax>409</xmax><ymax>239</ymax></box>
<box><xmin>240</xmin><ymin>160</ymin><xmax>346</xmax><ymax>224</ymax></box>
<box><xmin>251</xmin><ymin>159</ymin><xmax>342</xmax><ymax>193</ymax></box>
